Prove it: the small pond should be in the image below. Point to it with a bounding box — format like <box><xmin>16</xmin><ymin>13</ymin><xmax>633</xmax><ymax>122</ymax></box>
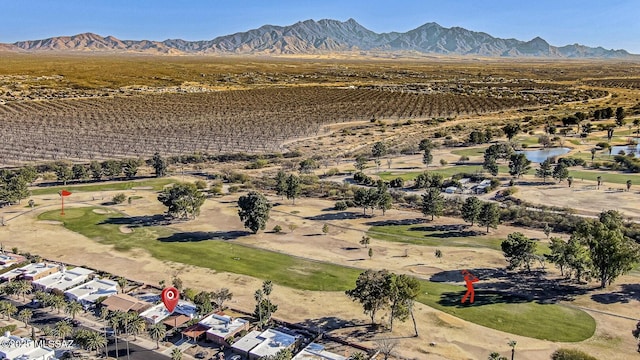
<box><xmin>517</xmin><ymin>147</ymin><xmax>571</xmax><ymax>163</ymax></box>
<box><xmin>610</xmin><ymin>144</ymin><xmax>640</xmax><ymax>155</ymax></box>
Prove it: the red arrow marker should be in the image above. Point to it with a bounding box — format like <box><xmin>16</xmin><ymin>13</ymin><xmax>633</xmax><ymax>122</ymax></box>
<box><xmin>161</xmin><ymin>287</ymin><xmax>180</xmax><ymax>313</ymax></box>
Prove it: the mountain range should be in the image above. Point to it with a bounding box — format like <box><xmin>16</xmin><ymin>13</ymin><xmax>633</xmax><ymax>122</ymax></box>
<box><xmin>3</xmin><ymin>18</ymin><xmax>634</xmax><ymax>58</ymax></box>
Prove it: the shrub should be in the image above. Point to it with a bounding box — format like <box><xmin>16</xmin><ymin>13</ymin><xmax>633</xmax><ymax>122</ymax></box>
<box><xmin>389</xmin><ymin>177</ymin><xmax>404</xmax><ymax>188</ymax></box>
<box><xmin>228</xmin><ymin>185</ymin><xmax>240</xmax><ymax>193</ymax></box>
<box><xmin>440</xmin><ymin>159</ymin><xmax>448</xmax><ymax>166</ymax></box>
<box><xmin>325</xmin><ymin>168</ymin><xmax>340</xmax><ymax>176</ymax></box>
<box><xmin>551</xmin><ymin>348</ymin><xmax>598</xmax><ymax>360</ymax></box>
<box><xmin>334</xmin><ymin>201</ymin><xmax>348</xmax><ymax>211</ymax></box>
<box><xmin>194</xmin><ymin>180</ymin><xmax>207</xmax><ymax>189</ymax></box>
<box><xmin>0</xmin><ymin>325</ymin><xmax>17</xmax><ymax>334</ymax></box>
<box><xmin>112</xmin><ymin>193</ymin><xmax>127</xmax><ymax>204</ymax></box>
<box><xmin>273</xmin><ymin>225</ymin><xmax>282</xmax><ymax>233</ymax></box>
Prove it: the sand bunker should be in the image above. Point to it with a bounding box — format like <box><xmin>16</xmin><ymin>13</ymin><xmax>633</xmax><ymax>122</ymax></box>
<box><xmin>131</xmin><ymin>186</ymin><xmax>153</xmax><ymax>190</ymax></box>
<box><xmin>407</xmin><ymin>265</ymin><xmax>443</xmax><ymax>275</ymax></box>
<box><xmin>119</xmin><ymin>225</ymin><xmax>133</xmax><ymax>234</ymax></box>
<box><xmin>92</xmin><ymin>209</ymin><xmax>110</xmax><ymax>214</ymax></box>
<box><xmin>37</xmin><ymin>220</ymin><xmax>63</xmax><ymax>225</ymax></box>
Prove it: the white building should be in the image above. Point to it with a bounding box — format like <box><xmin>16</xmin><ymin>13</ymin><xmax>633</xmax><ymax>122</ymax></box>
<box><xmin>0</xmin><ymin>333</ymin><xmax>56</xmax><ymax>360</ymax></box>
<box><xmin>140</xmin><ymin>300</ymin><xmax>197</xmax><ymax>325</ymax></box>
<box><xmin>65</xmin><ymin>278</ymin><xmax>118</xmax><ymax>308</ymax></box>
<box><xmin>198</xmin><ymin>313</ymin><xmax>249</xmax><ymax>344</ymax></box>
<box><xmin>248</xmin><ymin>329</ymin><xmax>300</xmax><ymax>360</ymax></box>
<box><xmin>230</xmin><ymin>330</ymin><xmax>264</xmax><ymax>358</ymax></box>
<box><xmin>32</xmin><ymin>267</ymin><xmax>94</xmax><ymax>292</ymax></box>
<box><xmin>293</xmin><ymin>343</ymin><xmax>347</xmax><ymax>360</ymax></box>
<box><xmin>0</xmin><ymin>263</ymin><xmax>59</xmax><ymax>282</ymax></box>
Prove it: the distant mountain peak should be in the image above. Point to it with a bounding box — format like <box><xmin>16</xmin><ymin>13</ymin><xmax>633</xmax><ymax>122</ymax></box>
<box><xmin>6</xmin><ymin>18</ymin><xmax>634</xmax><ymax>58</ymax></box>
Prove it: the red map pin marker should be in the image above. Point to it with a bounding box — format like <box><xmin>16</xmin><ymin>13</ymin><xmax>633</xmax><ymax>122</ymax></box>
<box><xmin>161</xmin><ymin>287</ymin><xmax>180</xmax><ymax>313</ymax></box>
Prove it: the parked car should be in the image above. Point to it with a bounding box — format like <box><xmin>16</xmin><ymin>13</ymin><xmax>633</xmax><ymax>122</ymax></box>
<box><xmin>195</xmin><ymin>352</ymin><xmax>207</xmax><ymax>359</ymax></box>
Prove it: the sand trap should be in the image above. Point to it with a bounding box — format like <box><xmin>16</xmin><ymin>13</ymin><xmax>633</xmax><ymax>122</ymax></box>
<box><xmin>92</xmin><ymin>209</ymin><xmax>110</xmax><ymax>214</ymax></box>
<box><xmin>119</xmin><ymin>225</ymin><xmax>133</xmax><ymax>234</ymax></box>
<box><xmin>407</xmin><ymin>265</ymin><xmax>443</xmax><ymax>275</ymax></box>
<box><xmin>131</xmin><ymin>186</ymin><xmax>153</xmax><ymax>190</ymax></box>
<box><xmin>37</xmin><ymin>220</ymin><xmax>63</xmax><ymax>225</ymax></box>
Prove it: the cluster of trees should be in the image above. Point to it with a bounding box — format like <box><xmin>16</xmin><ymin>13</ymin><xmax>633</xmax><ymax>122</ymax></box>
<box><xmin>0</xmin><ymin>167</ymin><xmax>36</xmax><ymax>205</ymax></box>
<box><xmin>181</xmin><ymin>287</ymin><xmax>233</xmax><ymax>316</ymax></box>
<box><xmin>502</xmin><ymin>210</ymin><xmax>640</xmax><ymax>288</ymax></box>
<box><xmin>353</xmin><ymin>180</ymin><xmax>393</xmax><ymax>216</ymax></box>
<box><xmin>275</xmin><ymin>171</ymin><xmax>302</xmax><ymax>204</ymax></box>
<box><xmin>345</xmin><ymin>270</ymin><xmax>421</xmax><ymax>335</ymax></box>
<box><xmin>254</xmin><ymin>280</ymin><xmax>278</xmax><ymax>330</ymax></box>
<box><xmin>461</xmin><ymin>197</ymin><xmax>501</xmax><ymax>233</ymax></box>
<box><xmin>157</xmin><ymin>182</ymin><xmax>206</xmax><ymax>219</ymax></box>
<box><xmin>483</xmin><ymin>143</ymin><xmax>515</xmax><ymax>176</ymax></box>
<box><xmin>468</xmin><ymin>128</ymin><xmax>494</xmax><ymax>144</ymax></box>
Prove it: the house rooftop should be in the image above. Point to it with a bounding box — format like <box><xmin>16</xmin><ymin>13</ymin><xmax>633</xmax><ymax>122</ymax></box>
<box><xmin>102</xmin><ymin>293</ymin><xmax>151</xmax><ymax>313</ymax></box>
<box><xmin>199</xmin><ymin>313</ymin><xmax>248</xmax><ymax>338</ymax></box>
<box><xmin>140</xmin><ymin>300</ymin><xmax>197</xmax><ymax>324</ymax></box>
<box><xmin>32</xmin><ymin>267</ymin><xmax>93</xmax><ymax>291</ymax></box>
<box><xmin>0</xmin><ymin>262</ymin><xmax>58</xmax><ymax>281</ymax></box>
<box><xmin>65</xmin><ymin>278</ymin><xmax>118</xmax><ymax>303</ymax></box>
<box><xmin>231</xmin><ymin>330</ymin><xmax>263</xmax><ymax>353</ymax></box>
<box><xmin>249</xmin><ymin>329</ymin><xmax>299</xmax><ymax>359</ymax></box>
<box><xmin>293</xmin><ymin>343</ymin><xmax>347</xmax><ymax>360</ymax></box>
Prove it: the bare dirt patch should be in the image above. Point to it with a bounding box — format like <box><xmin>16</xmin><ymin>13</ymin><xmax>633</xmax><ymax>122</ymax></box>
<box><xmin>118</xmin><ymin>225</ymin><xmax>133</xmax><ymax>234</ymax></box>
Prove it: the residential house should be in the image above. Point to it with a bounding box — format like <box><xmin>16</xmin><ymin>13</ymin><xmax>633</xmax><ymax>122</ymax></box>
<box><xmin>0</xmin><ymin>263</ymin><xmax>59</xmax><ymax>282</ymax></box>
<box><xmin>32</xmin><ymin>267</ymin><xmax>94</xmax><ymax>292</ymax></box>
<box><xmin>64</xmin><ymin>278</ymin><xmax>118</xmax><ymax>308</ymax></box>
<box><xmin>231</xmin><ymin>328</ymin><xmax>300</xmax><ymax>360</ymax></box>
<box><xmin>140</xmin><ymin>300</ymin><xmax>197</xmax><ymax>325</ymax></box>
<box><xmin>0</xmin><ymin>333</ymin><xmax>55</xmax><ymax>359</ymax></box>
<box><xmin>198</xmin><ymin>313</ymin><xmax>249</xmax><ymax>345</ymax></box>
<box><xmin>0</xmin><ymin>253</ymin><xmax>25</xmax><ymax>269</ymax></box>
<box><xmin>292</xmin><ymin>343</ymin><xmax>347</xmax><ymax>360</ymax></box>
<box><xmin>101</xmin><ymin>293</ymin><xmax>152</xmax><ymax>313</ymax></box>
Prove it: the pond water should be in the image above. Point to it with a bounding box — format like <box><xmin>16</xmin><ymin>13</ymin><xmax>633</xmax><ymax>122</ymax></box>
<box><xmin>517</xmin><ymin>147</ymin><xmax>571</xmax><ymax>163</ymax></box>
<box><xmin>610</xmin><ymin>144</ymin><xmax>640</xmax><ymax>155</ymax></box>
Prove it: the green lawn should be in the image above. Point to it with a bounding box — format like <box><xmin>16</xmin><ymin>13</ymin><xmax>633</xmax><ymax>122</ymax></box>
<box><xmin>31</xmin><ymin>178</ymin><xmax>176</xmax><ymax>196</ymax></box>
<box><xmin>369</xmin><ymin>224</ymin><xmax>549</xmax><ymax>254</ymax></box>
<box><xmin>368</xmin><ymin>224</ymin><xmax>503</xmax><ymax>250</ymax></box>
<box><xmin>567</xmin><ymin>169</ymin><xmax>640</xmax><ymax>185</ymax></box>
<box><xmin>39</xmin><ymin>207</ymin><xmax>359</xmax><ymax>291</ymax></box>
<box><xmin>38</xmin><ymin>207</ymin><xmax>595</xmax><ymax>342</ymax></box>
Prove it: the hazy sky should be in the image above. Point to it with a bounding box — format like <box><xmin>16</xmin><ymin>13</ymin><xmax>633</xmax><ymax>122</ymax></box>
<box><xmin>3</xmin><ymin>0</ymin><xmax>639</xmax><ymax>53</ymax></box>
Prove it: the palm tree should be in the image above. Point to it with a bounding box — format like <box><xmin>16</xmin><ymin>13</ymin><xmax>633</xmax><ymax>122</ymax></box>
<box><xmin>65</xmin><ymin>301</ymin><xmax>83</xmax><ymax>320</ymax></box>
<box><xmin>117</xmin><ymin>277</ymin><xmax>128</xmax><ymax>294</ymax></box>
<box><xmin>84</xmin><ymin>330</ymin><xmax>107</xmax><ymax>356</ymax></box>
<box><xmin>508</xmin><ymin>340</ymin><xmax>517</xmax><ymax>360</ymax></box>
<box><xmin>50</xmin><ymin>295</ymin><xmax>66</xmax><ymax>314</ymax></box>
<box><xmin>17</xmin><ymin>309</ymin><xmax>33</xmax><ymax>328</ymax></box>
<box><xmin>41</xmin><ymin>326</ymin><xmax>55</xmax><ymax>339</ymax></box>
<box><xmin>55</xmin><ymin>320</ymin><xmax>73</xmax><ymax>340</ymax></box>
<box><xmin>126</xmin><ymin>313</ymin><xmax>146</xmax><ymax>341</ymax></box>
<box><xmin>171</xmin><ymin>348</ymin><xmax>183</xmax><ymax>360</ymax></box>
<box><xmin>0</xmin><ymin>301</ymin><xmax>18</xmax><ymax>321</ymax></box>
<box><xmin>14</xmin><ymin>280</ymin><xmax>32</xmax><ymax>301</ymax></box>
<box><xmin>148</xmin><ymin>322</ymin><xmax>167</xmax><ymax>349</ymax></box>
<box><xmin>109</xmin><ymin>311</ymin><xmax>124</xmax><ymax>359</ymax></box>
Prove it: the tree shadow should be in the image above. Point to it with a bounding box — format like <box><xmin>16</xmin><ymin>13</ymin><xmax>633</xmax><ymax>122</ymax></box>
<box><xmin>305</xmin><ymin>212</ymin><xmax>363</xmax><ymax>221</ymax></box>
<box><xmin>295</xmin><ymin>317</ymin><xmax>366</xmax><ymax>332</ymax></box>
<box><xmin>100</xmin><ymin>214</ymin><xmax>170</xmax><ymax>227</ymax></box>
<box><xmin>157</xmin><ymin>230</ymin><xmax>251</xmax><ymax>242</ymax></box>
<box><xmin>591</xmin><ymin>283</ymin><xmax>640</xmax><ymax>304</ymax></box>
<box><xmin>342</xmin><ymin>247</ymin><xmax>360</xmax><ymax>251</ymax></box>
<box><xmin>432</xmin><ymin>268</ymin><xmax>592</xmax><ymax>305</ymax></box>
<box><xmin>364</xmin><ymin>218</ymin><xmax>425</xmax><ymax>226</ymax></box>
